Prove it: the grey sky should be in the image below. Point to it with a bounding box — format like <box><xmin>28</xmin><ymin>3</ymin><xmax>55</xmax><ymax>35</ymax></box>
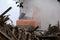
<box><xmin>0</xmin><ymin>0</ymin><xmax>19</xmax><ymax>25</ymax></box>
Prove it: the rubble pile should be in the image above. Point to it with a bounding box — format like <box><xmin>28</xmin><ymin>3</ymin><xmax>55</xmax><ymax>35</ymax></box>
<box><xmin>0</xmin><ymin>7</ymin><xmax>60</xmax><ymax>40</ymax></box>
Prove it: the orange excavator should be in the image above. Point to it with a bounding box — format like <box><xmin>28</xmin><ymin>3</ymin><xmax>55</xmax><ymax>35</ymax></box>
<box><xmin>16</xmin><ymin>0</ymin><xmax>41</xmax><ymax>27</ymax></box>
<box><xmin>16</xmin><ymin>13</ymin><xmax>40</xmax><ymax>27</ymax></box>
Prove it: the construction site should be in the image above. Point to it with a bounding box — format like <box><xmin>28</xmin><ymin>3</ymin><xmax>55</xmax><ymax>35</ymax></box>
<box><xmin>0</xmin><ymin>0</ymin><xmax>60</xmax><ymax>40</ymax></box>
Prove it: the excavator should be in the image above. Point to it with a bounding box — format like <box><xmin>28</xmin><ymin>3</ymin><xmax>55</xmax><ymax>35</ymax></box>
<box><xmin>16</xmin><ymin>0</ymin><xmax>41</xmax><ymax>28</ymax></box>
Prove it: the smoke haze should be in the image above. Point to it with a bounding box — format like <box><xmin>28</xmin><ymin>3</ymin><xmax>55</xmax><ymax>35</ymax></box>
<box><xmin>21</xmin><ymin>0</ymin><xmax>60</xmax><ymax>30</ymax></box>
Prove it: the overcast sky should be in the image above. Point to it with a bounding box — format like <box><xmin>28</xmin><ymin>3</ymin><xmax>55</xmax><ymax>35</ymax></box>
<box><xmin>0</xmin><ymin>0</ymin><xmax>19</xmax><ymax>25</ymax></box>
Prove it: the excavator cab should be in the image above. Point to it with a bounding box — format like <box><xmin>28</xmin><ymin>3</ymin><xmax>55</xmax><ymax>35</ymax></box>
<box><xmin>16</xmin><ymin>12</ymin><xmax>40</xmax><ymax>29</ymax></box>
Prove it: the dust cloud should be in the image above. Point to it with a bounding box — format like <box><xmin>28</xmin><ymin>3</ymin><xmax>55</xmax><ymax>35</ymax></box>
<box><xmin>21</xmin><ymin>0</ymin><xmax>60</xmax><ymax>30</ymax></box>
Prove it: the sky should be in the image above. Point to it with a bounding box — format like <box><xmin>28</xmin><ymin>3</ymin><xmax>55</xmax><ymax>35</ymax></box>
<box><xmin>0</xmin><ymin>0</ymin><xmax>19</xmax><ymax>26</ymax></box>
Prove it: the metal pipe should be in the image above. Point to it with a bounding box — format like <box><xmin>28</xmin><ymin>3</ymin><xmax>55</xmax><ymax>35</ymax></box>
<box><xmin>0</xmin><ymin>7</ymin><xmax>12</xmax><ymax>17</ymax></box>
